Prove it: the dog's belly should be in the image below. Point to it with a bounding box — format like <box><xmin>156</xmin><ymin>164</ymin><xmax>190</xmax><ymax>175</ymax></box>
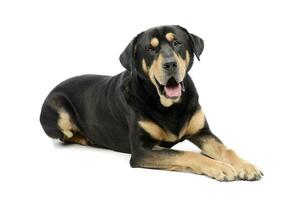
<box><xmin>82</xmin><ymin>100</ymin><xmax>131</xmax><ymax>153</ymax></box>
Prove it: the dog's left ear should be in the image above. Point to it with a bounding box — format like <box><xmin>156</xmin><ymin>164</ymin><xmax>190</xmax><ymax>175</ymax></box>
<box><xmin>176</xmin><ymin>25</ymin><xmax>204</xmax><ymax>60</ymax></box>
<box><xmin>119</xmin><ymin>36</ymin><xmax>138</xmax><ymax>71</ymax></box>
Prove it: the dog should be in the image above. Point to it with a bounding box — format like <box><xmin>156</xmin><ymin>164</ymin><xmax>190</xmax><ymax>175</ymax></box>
<box><xmin>40</xmin><ymin>25</ymin><xmax>262</xmax><ymax>181</ymax></box>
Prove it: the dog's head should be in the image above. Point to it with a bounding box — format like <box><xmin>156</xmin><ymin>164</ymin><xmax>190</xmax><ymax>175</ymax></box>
<box><xmin>120</xmin><ymin>25</ymin><xmax>204</xmax><ymax>107</ymax></box>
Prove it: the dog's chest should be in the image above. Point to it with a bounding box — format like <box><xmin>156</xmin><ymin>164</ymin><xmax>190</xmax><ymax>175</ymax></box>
<box><xmin>138</xmin><ymin>109</ymin><xmax>205</xmax><ymax>142</ymax></box>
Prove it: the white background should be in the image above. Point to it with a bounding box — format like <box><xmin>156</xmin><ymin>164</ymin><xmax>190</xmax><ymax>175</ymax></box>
<box><xmin>0</xmin><ymin>0</ymin><xmax>299</xmax><ymax>199</ymax></box>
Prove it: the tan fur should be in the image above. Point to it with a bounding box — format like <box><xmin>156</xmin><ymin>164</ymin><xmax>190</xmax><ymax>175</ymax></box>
<box><xmin>142</xmin><ymin>59</ymin><xmax>148</xmax><ymax>74</ymax></box>
<box><xmin>138</xmin><ymin>120</ymin><xmax>177</xmax><ymax>142</ymax></box>
<box><xmin>173</xmin><ymin>50</ymin><xmax>190</xmax><ymax>81</ymax></box>
<box><xmin>148</xmin><ymin>53</ymin><xmax>164</xmax><ymax>84</ymax></box>
<box><xmin>201</xmin><ymin>138</ymin><xmax>227</xmax><ymax>160</ymax></box>
<box><xmin>150</xmin><ymin>37</ymin><xmax>159</xmax><ymax>47</ymax></box>
<box><xmin>185</xmin><ymin>50</ymin><xmax>190</xmax><ymax>67</ymax></box>
<box><xmin>152</xmin><ymin>145</ymin><xmax>166</xmax><ymax>150</ymax></box>
<box><xmin>57</xmin><ymin>110</ymin><xmax>79</xmax><ymax>138</ymax></box>
<box><xmin>165</xmin><ymin>32</ymin><xmax>175</xmax><ymax>42</ymax></box>
<box><xmin>64</xmin><ymin>134</ymin><xmax>89</xmax><ymax>146</ymax></box>
<box><xmin>159</xmin><ymin>94</ymin><xmax>180</xmax><ymax>107</ymax></box>
<box><xmin>57</xmin><ymin>109</ymin><xmax>91</xmax><ymax>146</ymax></box>
<box><xmin>186</xmin><ymin>109</ymin><xmax>205</xmax><ymax>135</ymax></box>
<box><xmin>201</xmin><ymin>138</ymin><xmax>262</xmax><ymax>180</ymax></box>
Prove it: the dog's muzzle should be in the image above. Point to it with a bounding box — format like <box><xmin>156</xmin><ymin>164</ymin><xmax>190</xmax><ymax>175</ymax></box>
<box><xmin>155</xmin><ymin>75</ymin><xmax>185</xmax><ymax>99</ymax></box>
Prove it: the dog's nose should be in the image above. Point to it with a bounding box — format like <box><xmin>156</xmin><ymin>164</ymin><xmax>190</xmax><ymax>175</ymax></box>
<box><xmin>163</xmin><ymin>61</ymin><xmax>177</xmax><ymax>71</ymax></box>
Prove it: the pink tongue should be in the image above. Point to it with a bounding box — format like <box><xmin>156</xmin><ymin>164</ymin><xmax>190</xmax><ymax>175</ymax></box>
<box><xmin>164</xmin><ymin>84</ymin><xmax>182</xmax><ymax>98</ymax></box>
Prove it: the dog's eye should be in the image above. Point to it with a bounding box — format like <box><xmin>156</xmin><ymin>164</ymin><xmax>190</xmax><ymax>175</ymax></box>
<box><xmin>173</xmin><ymin>40</ymin><xmax>182</xmax><ymax>47</ymax></box>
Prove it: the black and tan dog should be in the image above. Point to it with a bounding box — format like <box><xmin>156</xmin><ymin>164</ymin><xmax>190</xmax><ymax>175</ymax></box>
<box><xmin>40</xmin><ymin>25</ymin><xmax>262</xmax><ymax>181</ymax></box>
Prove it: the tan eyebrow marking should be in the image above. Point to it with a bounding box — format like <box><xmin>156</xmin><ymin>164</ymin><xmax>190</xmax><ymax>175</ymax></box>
<box><xmin>165</xmin><ymin>32</ymin><xmax>175</xmax><ymax>42</ymax></box>
<box><xmin>150</xmin><ymin>37</ymin><xmax>159</xmax><ymax>47</ymax></box>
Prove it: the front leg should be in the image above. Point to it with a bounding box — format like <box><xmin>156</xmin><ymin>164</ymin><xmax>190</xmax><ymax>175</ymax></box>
<box><xmin>128</xmin><ymin>118</ymin><xmax>238</xmax><ymax>181</ymax></box>
<box><xmin>188</xmin><ymin>123</ymin><xmax>263</xmax><ymax>181</ymax></box>
<box><xmin>130</xmin><ymin>147</ymin><xmax>239</xmax><ymax>181</ymax></box>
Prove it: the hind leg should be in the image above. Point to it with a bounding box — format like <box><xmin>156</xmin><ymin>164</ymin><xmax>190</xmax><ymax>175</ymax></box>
<box><xmin>57</xmin><ymin>109</ymin><xmax>90</xmax><ymax>146</ymax></box>
<box><xmin>40</xmin><ymin>95</ymin><xmax>90</xmax><ymax>146</ymax></box>
<box><xmin>40</xmin><ymin>102</ymin><xmax>64</xmax><ymax>139</ymax></box>
<box><xmin>63</xmin><ymin>134</ymin><xmax>90</xmax><ymax>146</ymax></box>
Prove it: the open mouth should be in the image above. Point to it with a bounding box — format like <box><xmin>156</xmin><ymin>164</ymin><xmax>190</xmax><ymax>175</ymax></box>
<box><xmin>155</xmin><ymin>77</ymin><xmax>185</xmax><ymax>99</ymax></box>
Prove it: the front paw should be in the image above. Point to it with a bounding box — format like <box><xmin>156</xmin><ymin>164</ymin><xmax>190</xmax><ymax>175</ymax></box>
<box><xmin>202</xmin><ymin>160</ymin><xmax>238</xmax><ymax>182</ymax></box>
<box><xmin>231</xmin><ymin>160</ymin><xmax>263</xmax><ymax>181</ymax></box>
<box><xmin>223</xmin><ymin>150</ymin><xmax>263</xmax><ymax>181</ymax></box>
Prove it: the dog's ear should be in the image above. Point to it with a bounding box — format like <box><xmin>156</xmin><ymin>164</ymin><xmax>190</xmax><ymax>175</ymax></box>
<box><xmin>189</xmin><ymin>33</ymin><xmax>204</xmax><ymax>60</ymax></box>
<box><xmin>119</xmin><ymin>36</ymin><xmax>138</xmax><ymax>71</ymax></box>
<box><xmin>176</xmin><ymin>25</ymin><xmax>204</xmax><ymax>60</ymax></box>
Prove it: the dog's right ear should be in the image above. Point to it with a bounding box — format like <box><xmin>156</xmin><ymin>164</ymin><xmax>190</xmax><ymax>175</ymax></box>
<box><xmin>119</xmin><ymin>36</ymin><xmax>138</xmax><ymax>71</ymax></box>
